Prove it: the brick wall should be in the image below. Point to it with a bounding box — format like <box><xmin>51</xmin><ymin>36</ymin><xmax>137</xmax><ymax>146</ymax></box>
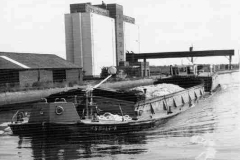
<box><xmin>66</xmin><ymin>69</ymin><xmax>82</xmax><ymax>83</ymax></box>
<box><xmin>19</xmin><ymin>70</ymin><xmax>38</xmax><ymax>87</ymax></box>
<box><xmin>39</xmin><ymin>70</ymin><xmax>53</xmax><ymax>82</ymax></box>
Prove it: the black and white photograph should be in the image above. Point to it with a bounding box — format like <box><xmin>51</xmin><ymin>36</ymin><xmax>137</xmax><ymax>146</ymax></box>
<box><xmin>0</xmin><ymin>0</ymin><xmax>239</xmax><ymax>159</ymax></box>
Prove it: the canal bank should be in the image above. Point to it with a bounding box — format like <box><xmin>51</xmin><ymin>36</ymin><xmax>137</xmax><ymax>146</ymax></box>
<box><xmin>0</xmin><ymin>70</ymin><xmax>238</xmax><ymax>111</ymax></box>
<box><xmin>200</xmin><ymin>69</ymin><xmax>239</xmax><ymax>92</ymax></box>
<box><xmin>0</xmin><ymin>78</ymin><xmax>155</xmax><ymax>110</ymax></box>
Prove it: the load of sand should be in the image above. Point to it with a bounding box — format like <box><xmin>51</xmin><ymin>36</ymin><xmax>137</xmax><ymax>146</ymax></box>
<box><xmin>130</xmin><ymin>83</ymin><xmax>184</xmax><ymax>99</ymax></box>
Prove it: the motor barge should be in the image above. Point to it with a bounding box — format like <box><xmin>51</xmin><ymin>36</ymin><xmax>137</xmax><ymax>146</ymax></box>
<box><xmin>9</xmin><ymin>71</ymin><xmax>205</xmax><ymax>135</ymax></box>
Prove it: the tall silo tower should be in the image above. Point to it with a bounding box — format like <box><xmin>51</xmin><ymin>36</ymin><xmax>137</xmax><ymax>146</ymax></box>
<box><xmin>65</xmin><ymin>2</ymin><xmax>139</xmax><ymax>76</ymax></box>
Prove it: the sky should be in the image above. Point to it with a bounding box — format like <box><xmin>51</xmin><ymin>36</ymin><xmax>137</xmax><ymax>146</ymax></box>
<box><xmin>0</xmin><ymin>0</ymin><xmax>239</xmax><ymax>65</ymax></box>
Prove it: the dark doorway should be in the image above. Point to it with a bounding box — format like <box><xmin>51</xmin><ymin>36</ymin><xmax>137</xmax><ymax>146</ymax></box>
<box><xmin>53</xmin><ymin>70</ymin><xmax>66</xmax><ymax>82</ymax></box>
<box><xmin>0</xmin><ymin>70</ymin><xmax>19</xmax><ymax>87</ymax></box>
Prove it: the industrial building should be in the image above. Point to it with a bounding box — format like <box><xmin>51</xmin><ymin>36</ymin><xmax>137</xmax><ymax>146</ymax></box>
<box><xmin>0</xmin><ymin>52</ymin><xmax>82</xmax><ymax>88</ymax></box>
<box><xmin>65</xmin><ymin>2</ymin><xmax>140</xmax><ymax>77</ymax></box>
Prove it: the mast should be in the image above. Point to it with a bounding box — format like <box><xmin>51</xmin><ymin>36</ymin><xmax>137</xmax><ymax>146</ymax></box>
<box><xmin>84</xmin><ymin>66</ymin><xmax>117</xmax><ymax>119</ymax></box>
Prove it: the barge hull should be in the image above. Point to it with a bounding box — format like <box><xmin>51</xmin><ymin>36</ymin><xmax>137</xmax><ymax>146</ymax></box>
<box><xmin>9</xmin><ymin>120</ymin><xmax>156</xmax><ymax>136</ymax></box>
<box><xmin>9</xmin><ymin>76</ymin><xmax>206</xmax><ymax>136</ymax></box>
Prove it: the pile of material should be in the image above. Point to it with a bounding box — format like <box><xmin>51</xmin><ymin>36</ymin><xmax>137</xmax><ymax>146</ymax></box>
<box><xmin>130</xmin><ymin>83</ymin><xmax>184</xmax><ymax>99</ymax></box>
<box><xmin>98</xmin><ymin>113</ymin><xmax>132</xmax><ymax>121</ymax></box>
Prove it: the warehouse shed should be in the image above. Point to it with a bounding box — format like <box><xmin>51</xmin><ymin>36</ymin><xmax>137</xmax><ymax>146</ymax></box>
<box><xmin>0</xmin><ymin>52</ymin><xmax>83</xmax><ymax>88</ymax></box>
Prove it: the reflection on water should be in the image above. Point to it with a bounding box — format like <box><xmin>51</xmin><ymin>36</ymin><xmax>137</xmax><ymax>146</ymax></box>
<box><xmin>27</xmin><ymin>133</ymin><xmax>147</xmax><ymax>159</ymax></box>
<box><xmin>0</xmin><ymin>72</ymin><xmax>239</xmax><ymax>160</ymax></box>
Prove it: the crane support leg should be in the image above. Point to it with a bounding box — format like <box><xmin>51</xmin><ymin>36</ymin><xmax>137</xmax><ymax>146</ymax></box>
<box><xmin>229</xmin><ymin>55</ymin><xmax>232</xmax><ymax>70</ymax></box>
<box><xmin>144</xmin><ymin>58</ymin><xmax>147</xmax><ymax>77</ymax></box>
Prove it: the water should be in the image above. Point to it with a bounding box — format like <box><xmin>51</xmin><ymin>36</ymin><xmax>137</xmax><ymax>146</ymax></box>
<box><xmin>0</xmin><ymin>72</ymin><xmax>239</xmax><ymax>160</ymax></box>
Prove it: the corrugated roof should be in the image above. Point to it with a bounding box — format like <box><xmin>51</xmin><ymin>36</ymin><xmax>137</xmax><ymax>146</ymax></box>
<box><xmin>0</xmin><ymin>52</ymin><xmax>80</xmax><ymax>69</ymax></box>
